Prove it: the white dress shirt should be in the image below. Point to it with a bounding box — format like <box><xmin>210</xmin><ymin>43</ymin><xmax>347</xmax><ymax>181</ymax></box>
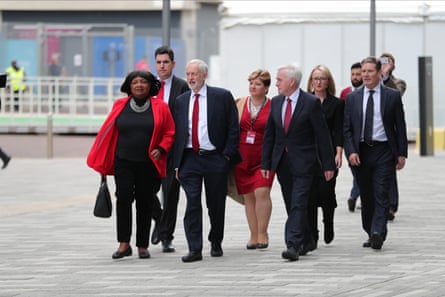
<box><xmin>187</xmin><ymin>85</ymin><xmax>216</xmax><ymax>150</ymax></box>
<box><xmin>157</xmin><ymin>75</ymin><xmax>173</xmax><ymax>104</ymax></box>
<box><xmin>362</xmin><ymin>86</ymin><xmax>387</xmax><ymax>142</ymax></box>
<box><xmin>281</xmin><ymin>88</ymin><xmax>300</xmax><ymax>127</ymax></box>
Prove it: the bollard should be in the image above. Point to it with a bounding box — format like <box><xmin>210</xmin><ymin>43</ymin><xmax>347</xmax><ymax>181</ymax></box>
<box><xmin>418</xmin><ymin>56</ymin><xmax>434</xmax><ymax>156</ymax></box>
<box><xmin>47</xmin><ymin>113</ymin><xmax>54</xmax><ymax>158</ymax></box>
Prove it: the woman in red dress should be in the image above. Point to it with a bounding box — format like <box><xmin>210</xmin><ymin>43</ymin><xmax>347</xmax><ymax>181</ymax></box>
<box><xmin>234</xmin><ymin>69</ymin><xmax>275</xmax><ymax>250</ymax></box>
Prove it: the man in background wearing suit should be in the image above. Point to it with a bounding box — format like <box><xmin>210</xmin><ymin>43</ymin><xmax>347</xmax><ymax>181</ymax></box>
<box><xmin>150</xmin><ymin>46</ymin><xmax>189</xmax><ymax>253</ymax></box>
<box><xmin>340</xmin><ymin>62</ymin><xmax>363</xmax><ymax>212</ymax></box>
<box><xmin>380</xmin><ymin>52</ymin><xmax>407</xmax><ymax>221</ymax></box>
<box><xmin>261</xmin><ymin>64</ymin><xmax>335</xmax><ymax>261</ymax></box>
<box><xmin>173</xmin><ymin>59</ymin><xmax>240</xmax><ymax>262</ymax></box>
<box><xmin>343</xmin><ymin>56</ymin><xmax>408</xmax><ymax>250</ymax></box>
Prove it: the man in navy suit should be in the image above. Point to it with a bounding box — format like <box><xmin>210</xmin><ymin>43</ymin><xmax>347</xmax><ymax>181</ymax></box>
<box><xmin>173</xmin><ymin>59</ymin><xmax>240</xmax><ymax>262</ymax></box>
<box><xmin>262</xmin><ymin>64</ymin><xmax>335</xmax><ymax>261</ymax></box>
<box><xmin>343</xmin><ymin>56</ymin><xmax>408</xmax><ymax>250</ymax></box>
<box><xmin>150</xmin><ymin>46</ymin><xmax>190</xmax><ymax>253</ymax></box>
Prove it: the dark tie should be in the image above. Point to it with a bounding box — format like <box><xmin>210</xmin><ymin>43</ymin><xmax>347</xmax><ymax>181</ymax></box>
<box><xmin>364</xmin><ymin>90</ymin><xmax>375</xmax><ymax>145</ymax></box>
<box><xmin>157</xmin><ymin>80</ymin><xmax>165</xmax><ymax>100</ymax></box>
<box><xmin>192</xmin><ymin>93</ymin><xmax>200</xmax><ymax>152</ymax></box>
<box><xmin>283</xmin><ymin>98</ymin><xmax>292</xmax><ymax>134</ymax></box>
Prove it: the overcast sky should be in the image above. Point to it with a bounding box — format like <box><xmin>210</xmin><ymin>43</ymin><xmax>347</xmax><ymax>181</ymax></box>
<box><xmin>222</xmin><ymin>1</ymin><xmax>445</xmax><ymax>15</ymax></box>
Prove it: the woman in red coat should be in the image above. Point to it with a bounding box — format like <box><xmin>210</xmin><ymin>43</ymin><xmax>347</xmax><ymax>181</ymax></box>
<box><xmin>87</xmin><ymin>70</ymin><xmax>175</xmax><ymax>259</ymax></box>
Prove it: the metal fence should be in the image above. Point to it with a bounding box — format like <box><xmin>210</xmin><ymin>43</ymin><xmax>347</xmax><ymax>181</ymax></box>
<box><xmin>0</xmin><ymin>76</ymin><xmax>124</xmax><ymax>133</ymax></box>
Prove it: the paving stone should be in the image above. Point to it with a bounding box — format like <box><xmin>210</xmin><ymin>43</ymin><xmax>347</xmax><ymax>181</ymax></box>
<box><xmin>0</xmin><ymin>144</ymin><xmax>444</xmax><ymax>296</ymax></box>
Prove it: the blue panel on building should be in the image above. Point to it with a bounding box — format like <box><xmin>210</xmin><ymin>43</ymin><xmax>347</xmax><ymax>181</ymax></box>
<box><xmin>3</xmin><ymin>39</ymin><xmax>38</xmax><ymax>77</ymax></box>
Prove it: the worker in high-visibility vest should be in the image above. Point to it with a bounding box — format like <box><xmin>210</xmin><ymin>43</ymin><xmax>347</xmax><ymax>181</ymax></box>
<box><xmin>5</xmin><ymin>60</ymin><xmax>26</xmax><ymax>111</ymax></box>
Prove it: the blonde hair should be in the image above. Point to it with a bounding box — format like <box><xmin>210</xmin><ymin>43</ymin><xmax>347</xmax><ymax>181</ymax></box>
<box><xmin>306</xmin><ymin>64</ymin><xmax>336</xmax><ymax>96</ymax></box>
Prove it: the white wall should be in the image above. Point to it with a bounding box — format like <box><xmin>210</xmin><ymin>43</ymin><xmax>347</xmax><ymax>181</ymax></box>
<box><xmin>218</xmin><ymin>17</ymin><xmax>445</xmax><ymax>138</ymax></box>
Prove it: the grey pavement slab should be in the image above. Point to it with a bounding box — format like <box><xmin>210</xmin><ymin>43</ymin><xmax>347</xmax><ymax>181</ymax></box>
<box><xmin>0</xmin><ymin>146</ymin><xmax>444</xmax><ymax>296</ymax></box>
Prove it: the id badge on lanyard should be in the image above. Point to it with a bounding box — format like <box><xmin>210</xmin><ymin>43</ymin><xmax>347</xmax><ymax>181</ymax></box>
<box><xmin>245</xmin><ymin>130</ymin><xmax>256</xmax><ymax>144</ymax></box>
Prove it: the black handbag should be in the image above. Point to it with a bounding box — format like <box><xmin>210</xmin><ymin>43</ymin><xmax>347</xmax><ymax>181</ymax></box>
<box><xmin>93</xmin><ymin>175</ymin><xmax>112</xmax><ymax>218</ymax></box>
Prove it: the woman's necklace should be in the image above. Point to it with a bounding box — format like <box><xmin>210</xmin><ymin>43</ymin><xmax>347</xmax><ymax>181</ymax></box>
<box><xmin>129</xmin><ymin>98</ymin><xmax>150</xmax><ymax>113</ymax></box>
<box><xmin>249</xmin><ymin>96</ymin><xmax>266</xmax><ymax>115</ymax></box>
<box><xmin>251</xmin><ymin>103</ymin><xmax>261</xmax><ymax>113</ymax></box>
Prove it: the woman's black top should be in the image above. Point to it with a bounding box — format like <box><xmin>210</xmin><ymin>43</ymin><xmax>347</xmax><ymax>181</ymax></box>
<box><xmin>115</xmin><ymin>100</ymin><xmax>154</xmax><ymax>162</ymax></box>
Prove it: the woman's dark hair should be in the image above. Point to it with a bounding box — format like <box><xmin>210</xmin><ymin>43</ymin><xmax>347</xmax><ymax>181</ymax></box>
<box><xmin>120</xmin><ymin>70</ymin><xmax>161</xmax><ymax>97</ymax></box>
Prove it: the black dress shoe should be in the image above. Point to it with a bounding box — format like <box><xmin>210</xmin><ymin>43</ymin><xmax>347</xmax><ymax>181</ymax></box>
<box><xmin>138</xmin><ymin>250</ymin><xmax>151</xmax><ymax>259</ymax></box>
<box><xmin>348</xmin><ymin>198</ymin><xmax>356</xmax><ymax>212</ymax></box>
<box><xmin>362</xmin><ymin>239</ymin><xmax>371</xmax><ymax>248</ymax></box>
<box><xmin>210</xmin><ymin>243</ymin><xmax>223</xmax><ymax>257</ymax></box>
<box><xmin>181</xmin><ymin>251</ymin><xmax>202</xmax><ymax>263</ymax></box>
<box><xmin>246</xmin><ymin>243</ymin><xmax>257</xmax><ymax>250</ymax></box>
<box><xmin>162</xmin><ymin>240</ymin><xmax>175</xmax><ymax>253</ymax></box>
<box><xmin>282</xmin><ymin>246</ymin><xmax>299</xmax><ymax>261</ymax></box>
<box><xmin>112</xmin><ymin>246</ymin><xmax>132</xmax><ymax>259</ymax></box>
<box><xmin>256</xmin><ymin>242</ymin><xmax>268</xmax><ymax>249</ymax></box>
<box><xmin>299</xmin><ymin>239</ymin><xmax>317</xmax><ymax>256</ymax></box>
<box><xmin>151</xmin><ymin>223</ymin><xmax>160</xmax><ymax>245</ymax></box>
<box><xmin>370</xmin><ymin>232</ymin><xmax>383</xmax><ymax>250</ymax></box>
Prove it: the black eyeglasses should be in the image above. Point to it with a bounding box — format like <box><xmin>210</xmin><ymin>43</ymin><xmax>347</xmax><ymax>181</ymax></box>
<box><xmin>312</xmin><ymin>77</ymin><xmax>328</xmax><ymax>82</ymax></box>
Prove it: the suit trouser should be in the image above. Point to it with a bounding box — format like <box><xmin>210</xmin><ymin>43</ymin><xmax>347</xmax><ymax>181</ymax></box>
<box><xmin>389</xmin><ymin>170</ymin><xmax>399</xmax><ymax>212</ymax></box>
<box><xmin>178</xmin><ymin>150</ymin><xmax>228</xmax><ymax>252</ymax></box>
<box><xmin>356</xmin><ymin>142</ymin><xmax>394</xmax><ymax>240</ymax></box>
<box><xmin>276</xmin><ymin>153</ymin><xmax>313</xmax><ymax>249</ymax></box>
<box><xmin>114</xmin><ymin>158</ymin><xmax>159</xmax><ymax>248</ymax></box>
<box><xmin>349</xmin><ymin>166</ymin><xmax>360</xmax><ymax>200</ymax></box>
<box><xmin>151</xmin><ymin>155</ymin><xmax>181</xmax><ymax>242</ymax></box>
<box><xmin>152</xmin><ymin>183</ymin><xmax>162</xmax><ymax>222</ymax></box>
<box><xmin>159</xmin><ymin>155</ymin><xmax>181</xmax><ymax>241</ymax></box>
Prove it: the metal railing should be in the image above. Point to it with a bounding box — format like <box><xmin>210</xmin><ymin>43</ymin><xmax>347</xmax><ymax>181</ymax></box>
<box><xmin>0</xmin><ymin>76</ymin><xmax>124</xmax><ymax>133</ymax></box>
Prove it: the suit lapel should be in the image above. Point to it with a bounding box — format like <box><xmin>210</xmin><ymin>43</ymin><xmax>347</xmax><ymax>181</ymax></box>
<box><xmin>292</xmin><ymin>93</ymin><xmax>304</xmax><ymax>122</ymax></box>
<box><xmin>169</xmin><ymin>76</ymin><xmax>176</xmax><ymax>102</ymax></box>
<box><xmin>276</xmin><ymin>95</ymin><xmax>286</xmax><ymax>130</ymax></box>
<box><xmin>285</xmin><ymin>92</ymin><xmax>304</xmax><ymax>135</ymax></box>
<box><xmin>168</xmin><ymin>76</ymin><xmax>177</xmax><ymax>111</ymax></box>
<box><xmin>206</xmin><ymin>86</ymin><xmax>214</xmax><ymax>122</ymax></box>
<box><xmin>379</xmin><ymin>85</ymin><xmax>386</xmax><ymax>118</ymax></box>
<box><xmin>183</xmin><ymin>91</ymin><xmax>192</xmax><ymax>134</ymax></box>
<box><xmin>357</xmin><ymin>88</ymin><xmax>365</xmax><ymax>130</ymax></box>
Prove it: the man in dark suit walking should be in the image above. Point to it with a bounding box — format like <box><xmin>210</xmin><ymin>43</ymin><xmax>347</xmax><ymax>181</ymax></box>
<box><xmin>150</xmin><ymin>46</ymin><xmax>190</xmax><ymax>253</ymax></box>
<box><xmin>262</xmin><ymin>64</ymin><xmax>335</xmax><ymax>261</ymax></box>
<box><xmin>173</xmin><ymin>59</ymin><xmax>240</xmax><ymax>262</ymax></box>
<box><xmin>343</xmin><ymin>56</ymin><xmax>408</xmax><ymax>250</ymax></box>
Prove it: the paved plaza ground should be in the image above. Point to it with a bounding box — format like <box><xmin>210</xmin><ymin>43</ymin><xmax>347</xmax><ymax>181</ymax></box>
<box><xmin>0</xmin><ymin>134</ymin><xmax>444</xmax><ymax>296</ymax></box>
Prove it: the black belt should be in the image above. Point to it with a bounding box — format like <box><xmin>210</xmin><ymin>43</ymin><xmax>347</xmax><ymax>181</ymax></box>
<box><xmin>186</xmin><ymin>148</ymin><xmax>218</xmax><ymax>156</ymax></box>
<box><xmin>361</xmin><ymin>141</ymin><xmax>388</xmax><ymax>147</ymax></box>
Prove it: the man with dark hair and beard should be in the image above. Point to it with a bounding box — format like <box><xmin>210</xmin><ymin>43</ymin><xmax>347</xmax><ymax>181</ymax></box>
<box><xmin>340</xmin><ymin>62</ymin><xmax>363</xmax><ymax>212</ymax></box>
<box><xmin>340</xmin><ymin>62</ymin><xmax>363</xmax><ymax>100</ymax></box>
